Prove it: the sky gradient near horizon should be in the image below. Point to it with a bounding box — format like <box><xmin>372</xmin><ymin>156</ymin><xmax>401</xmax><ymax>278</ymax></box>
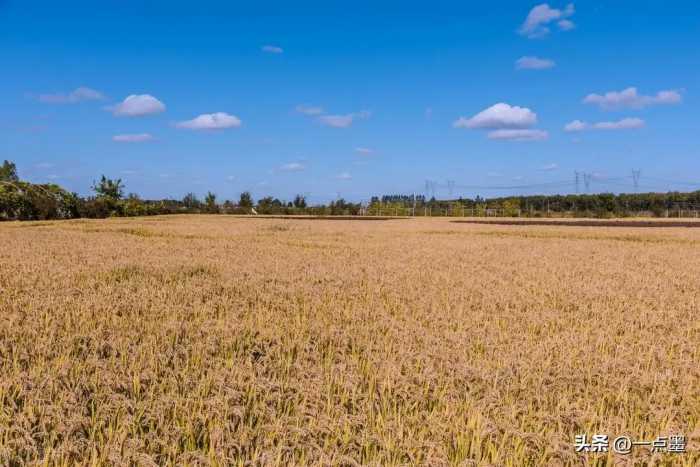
<box><xmin>1</xmin><ymin>1</ymin><xmax>699</xmax><ymax>203</ymax></box>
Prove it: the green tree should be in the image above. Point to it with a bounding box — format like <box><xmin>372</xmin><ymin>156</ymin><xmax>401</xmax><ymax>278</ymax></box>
<box><xmin>182</xmin><ymin>192</ymin><xmax>200</xmax><ymax>209</ymax></box>
<box><xmin>239</xmin><ymin>191</ymin><xmax>253</xmax><ymax>208</ymax></box>
<box><xmin>204</xmin><ymin>191</ymin><xmax>219</xmax><ymax>213</ymax></box>
<box><xmin>92</xmin><ymin>175</ymin><xmax>124</xmax><ymax>199</ymax></box>
<box><xmin>0</xmin><ymin>160</ymin><xmax>19</xmax><ymax>182</ymax></box>
<box><xmin>293</xmin><ymin>194</ymin><xmax>307</xmax><ymax>209</ymax></box>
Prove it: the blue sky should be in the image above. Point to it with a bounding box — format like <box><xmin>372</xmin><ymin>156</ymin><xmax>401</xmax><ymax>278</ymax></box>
<box><xmin>1</xmin><ymin>1</ymin><xmax>698</xmax><ymax>202</ymax></box>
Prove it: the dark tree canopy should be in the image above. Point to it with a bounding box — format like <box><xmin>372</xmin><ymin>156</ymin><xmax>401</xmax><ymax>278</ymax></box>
<box><xmin>238</xmin><ymin>191</ymin><xmax>253</xmax><ymax>208</ymax></box>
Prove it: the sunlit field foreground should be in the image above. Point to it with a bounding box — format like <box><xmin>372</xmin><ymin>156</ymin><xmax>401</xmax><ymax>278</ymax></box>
<box><xmin>1</xmin><ymin>215</ymin><xmax>699</xmax><ymax>466</ymax></box>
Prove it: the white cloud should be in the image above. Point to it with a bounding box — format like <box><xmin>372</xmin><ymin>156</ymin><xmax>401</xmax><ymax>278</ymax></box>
<box><xmin>38</xmin><ymin>87</ymin><xmax>104</xmax><ymax>104</ymax></box>
<box><xmin>564</xmin><ymin>119</ymin><xmax>588</xmax><ymax>132</ymax></box>
<box><xmin>262</xmin><ymin>45</ymin><xmax>283</xmax><ymax>54</ymax></box>
<box><xmin>335</xmin><ymin>172</ymin><xmax>352</xmax><ymax>180</ymax></box>
<box><xmin>176</xmin><ymin>112</ymin><xmax>241</xmax><ymax>130</ymax></box>
<box><xmin>318</xmin><ymin>110</ymin><xmax>370</xmax><ymax>128</ymax></box>
<box><xmin>111</xmin><ymin>94</ymin><xmax>166</xmax><ymax>117</ymax></box>
<box><xmin>454</xmin><ymin>103</ymin><xmax>538</xmax><ymax>129</ymax></box>
<box><xmin>583</xmin><ymin>87</ymin><xmax>682</xmax><ymax>110</ymax></box>
<box><xmin>112</xmin><ymin>133</ymin><xmax>153</xmax><ymax>143</ymax></box>
<box><xmin>541</xmin><ymin>163</ymin><xmax>559</xmax><ymax>171</ymax></box>
<box><xmin>34</xmin><ymin>162</ymin><xmax>54</xmax><ymax>169</ymax></box>
<box><xmin>279</xmin><ymin>162</ymin><xmax>305</xmax><ymax>172</ymax></box>
<box><xmin>296</xmin><ymin>104</ymin><xmax>324</xmax><ymax>116</ymax></box>
<box><xmin>557</xmin><ymin>19</ymin><xmax>575</xmax><ymax>31</ymax></box>
<box><xmin>516</xmin><ymin>56</ymin><xmax>555</xmax><ymax>70</ymax></box>
<box><xmin>226</xmin><ymin>175</ymin><xmax>236</xmax><ymax>181</ymax></box>
<box><xmin>519</xmin><ymin>3</ymin><xmax>575</xmax><ymax>38</ymax></box>
<box><xmin>487</xmin><ymin>129</ymin><xmax>549</xmax><ymax>141</ymax></box>
<box><xmin>564</xmin><ymin>117</ymin><xmax>645</xmax><ymax>131</ymax></box>
<box><xmin>593</xmin><ymin>117</ymin><xmax>645</xmax><ymax>130</ymax></box>
<box><xmin>355</xmin><ymin>147</ymin><xmax>374</xmax><ymax>155</ymax></box>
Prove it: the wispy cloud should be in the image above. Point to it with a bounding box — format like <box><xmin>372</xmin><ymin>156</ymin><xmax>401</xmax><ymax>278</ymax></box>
<box><xmin>564</xmin><ymin>120</ymin><xmax>587</xmax><ymax>132</ymax></box>
<box><xmin>262</xmin><ymin>45</ymin><xmax>284</xmax><ymax>54</ymax></box>
<box><xmin>176</xmin><ymin>112</ymin><xmax>241</xmax><ymax>130</ymax></box>
<box><xmin>487</xmin><ymin>129</ymin><xmax>549</xmax><ymax>141</ymax></box>
<box><xmin>296</xmin><ymin>105</ymin><xmax>371</xmax><ymax>128</ymax></box>
<box><xmin>593</xmin><ymin>118</ymin><xmax>645</xmax><ymax>130</ymax></box>
<box><xmin>564</xmin><ymin>117</ymin><xmax>645</xmax><ymax>131</ymax></box>
<box><xmin>109</xmin><ymin>94</ymin><xmax>166</xmax><ymax>117</ymax></box>
<box><xmin>335</xmin><ymin>172</ymin><xmax>352</xmax><ymax>180</ymax></box>
<box><xmin>112</xmin><ymin>133</ymin><xmax>153</xmax><ymax>143</ymax></box>
<box><xmin>278</xmin><ymin>162</ymin><xmax>305</xmax><ymax>172</ymax></box>
<box><xmin>295</xmin><ymin>104</ymin><xmax>324</xmax><ymax>116</ymax></box>
<box><xmin>515</xmin><ymin>56</ymin><xmax>555</xmax><ymax>70</ymax></box>
<box><xmin>318</xmin><ymin>110</ymin><xmax>370</xmax><ymax>128</ymax></box>
<box><xmin>38</xmin><ymin>87</ymin><xmax>104</xmax><ymax>104</ymax></box>
<box><xmin>583</xmin><ymin>87</ymin><xmax>682</xmax><ymax>110</ymax></box>
<box><xmin>519</xmin><ymin>3</ymin><xmax>575</xmax><ymax>38</ymax></box>
<box><xmin>541</xmin><ymin>163</ymin><xmax>559</xmax><ymax>171</ymax></box>
<box><xmin>355</xmin><ymin>147</ymin><xmax>374</xmax><ymax>155</ymax></box>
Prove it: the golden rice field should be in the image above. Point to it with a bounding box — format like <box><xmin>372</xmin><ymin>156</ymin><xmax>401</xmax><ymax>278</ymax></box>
<box><xmin>1</xmin><ymin>215</ymin><xmax>699</xmax><ymax>466</ymax></box>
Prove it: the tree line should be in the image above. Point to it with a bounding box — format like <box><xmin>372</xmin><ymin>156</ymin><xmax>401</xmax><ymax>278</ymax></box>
<box><xmin>2</xmin><ymin>160</ymin><xmax>700</xmax><ymax>221</ymax></box>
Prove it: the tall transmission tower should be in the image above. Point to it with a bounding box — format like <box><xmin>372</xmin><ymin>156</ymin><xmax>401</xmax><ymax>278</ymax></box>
<box><xmin>583</xmin><ymin>173</ymin><xmax>592</xmax><ymax>192</ymax></box>
<box><xmin>424</xmin><ymin>179</ymin><xmax>437</xmax><ymax>199</ymax></box>
<box><xmin>575</xmin><ymin>171</ymin><xmax>580</xmax><ymax>194</ymax></box>
<box><xmin>632</xmin><ymin>169</ymin><xmax>641</xmax><ymax>192</ymax></box>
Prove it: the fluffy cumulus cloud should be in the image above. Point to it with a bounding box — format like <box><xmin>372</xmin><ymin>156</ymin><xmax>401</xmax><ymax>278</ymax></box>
<box><xmin>487</xmin><ymin>129</ymin><xmax>549</xmax><ymax>141</ymax></box>
<box><xmin>583</xmin><ymin>87</ymin><xmax>682</xmax><ymax>110</ymax></box>
<box><xmin>176</xmin><ymin>112</ymin><xmax>241</xmax><ymax>130</ymax></box>
<box><xmin>515</xmin><ymin>56</ymin><xmax>556</xmax><ymax>70</ymax></box>
<box><xmin>262</xmin><ymin>45</ymin><xmax>284</xmax><ymax>54</ymax></box>
<box><xmin>454</xmin><ymin>103</ymin><xmax>538</xmax><ymax>129</ymax></box>
<box><xmin>112</xmin><ymin>133</ymin><xmax>153</xmax><ymax>143</ymax></box>
<box><xmin>296</xmin><ymin>104</ymin><xmax>324</xmax><ymax>116</ymax></box>
<box><xmin>519</xmin><ymin>3</ymin><xmax>575</xmax><ymax>38</ymax></box>
<box><xmin>111</xmin><ymin>94</ymin><xmax>166</xmax><ymax>117</ymax></box>
<box><xmin>564</xmin><ymin>117</ymin><xmax>645</xmax><ymax>131</ymax></box>
<box><xmin>38</xmin><ymin>86</ymin><xmax>104</xmax><ymax>104</ymax></box>
<box><xmin>455</xmin><ymin>103</ymin><xmax>547</xmax><ymax>142</ymax></box>
<box><xmin>279</xmin><ymin>162</ymin><xmax>305</xmax><ymax>172</ymax></box>
<box><xmin>318</xmin><ymin>110</ymin><xmax>370</xmax><ymax>128</ymax></box>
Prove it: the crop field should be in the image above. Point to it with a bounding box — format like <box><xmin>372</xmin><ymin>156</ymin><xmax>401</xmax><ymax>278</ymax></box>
<box><xmin>1</xmin><ymin>215</ymin><xmax>699</xmax><ymax>466</ymax></box>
